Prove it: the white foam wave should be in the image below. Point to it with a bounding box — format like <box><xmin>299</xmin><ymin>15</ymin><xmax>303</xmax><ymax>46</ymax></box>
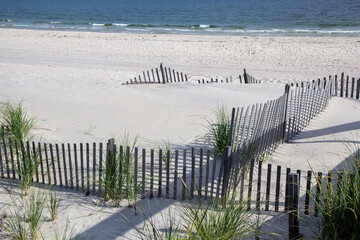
<box><xmin>91</xmin><ymin>23</ymin><xmax>105</xmax><ymax>26</ymax></box>
<box><xmin>113</xmin><ymin>23</ymin><xmax>128</xmax><ymax>27</ymax></box>
<box><xmin>50</xmin><ymin>21</ymin><xmax>61</xmax><ymax>24</ymax></box>
<box><xmin>199</xmin><ymin>24</ymin><xmax>210</xmax><ymax>28</ymax></box>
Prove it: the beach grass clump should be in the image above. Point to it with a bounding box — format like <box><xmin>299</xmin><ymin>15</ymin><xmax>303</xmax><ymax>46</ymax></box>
<box><xmin>312</xmin><ymin>144</ymin><xmax>360</xmax><ymax>239</ymax></box>
<box><xmin>182</xmin><ymin>196</ymin><xmax>256</xmax><ymax>239</ymax></box>
<box><xmin>48</xmin><ymin>190</ymin><xmax>61</xmax><ymax>221</ymax></box>
<box><xmin>132</xmin><ymin>183</ymin><xmax>259</xmax><ymax>240</ymax></box>
<box><xmin>19</xmin><ymin>147</ymin><xmax>41</xmax><ymax>196</ymax></box>
<box><xmin>119</xmin><ymin>132</ymin><xmax>142</xmax><ymax>208</ymax></box>
<box><xmin>0</xmin><ymin>101</ymin><xmax>36</xmax><ymax>142</ymax></box>
<box><xmin>25</xmin><ymin>191</ymin><xmax>46</xmax><ymax>240</ymax></box>
<box><xmin>1</xmin><ymin>209</ymin><xmax>28</xmax><ymax>240</ymax></box>
<box><xmin>102</xmin><ymin>132</ymin><xmax>142</xmax><ymax>207</ymax></box>
<box><xmin>207</xmin><ymin>105</ymin><xmax>231</xmax><ymax>155</ymax></box>
<box><xmin>103</xmin><ymin>142</ymin><xmax>123</xmax><ymax>207</ymax></box>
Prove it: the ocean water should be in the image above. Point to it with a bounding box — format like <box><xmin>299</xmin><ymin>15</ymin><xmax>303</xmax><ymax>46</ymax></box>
<box><xmin>0</xmin><ymin>0</ymin><xmax>359</xmax><ymax>36</ymax></box>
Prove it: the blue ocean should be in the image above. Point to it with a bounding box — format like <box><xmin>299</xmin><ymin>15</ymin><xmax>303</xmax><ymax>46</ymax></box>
<box><xmin>0</xmin><ymin>0</ymin><xmax>359</xmax><ymax>36</ymax></box>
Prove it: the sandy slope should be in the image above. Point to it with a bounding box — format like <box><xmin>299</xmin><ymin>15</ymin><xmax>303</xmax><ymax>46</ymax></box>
<box><xmin>0</xmin><ymin>28</ymin><xmax>359</xmax><ymax>239</ymax></box>
<box><xmin>1</xmin><ymin>29</ymin><xmax>359</xmax><ymax>147</ymax></box>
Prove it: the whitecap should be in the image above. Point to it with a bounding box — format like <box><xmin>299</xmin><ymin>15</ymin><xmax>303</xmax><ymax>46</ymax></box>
<box><xmin>199</xmin><ymin>24</ymin><xmax>210</xmax><ymax>28</ymax></box>
<box><xmin>113</xmin><ymin>23</ymin><xmax>128</xmax><ymax>27</ymax></box>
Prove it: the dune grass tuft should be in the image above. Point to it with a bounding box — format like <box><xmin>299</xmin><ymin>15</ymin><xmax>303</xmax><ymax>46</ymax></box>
<box><xmin>311</xmin><ymin>141</ymin><xmax>360</xmax><ymax>239</ymax></box>
<box><xmin>0</xmin><ymin>101</ymin><xmax>36</xmax><ymax>142</ymax></box>
<box><xmin>206</xmin><ymin>105</ymin><xmax>231</xmax><ymax>155</ymax></box>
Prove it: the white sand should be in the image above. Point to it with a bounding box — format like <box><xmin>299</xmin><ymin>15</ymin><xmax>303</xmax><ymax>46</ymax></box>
<box><xmin>0</xmin><ymin>28</ymin><xmax>360</xmax><ymax>239</ymax></box>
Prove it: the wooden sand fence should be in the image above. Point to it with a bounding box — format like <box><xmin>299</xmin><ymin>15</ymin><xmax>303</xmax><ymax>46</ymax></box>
<box><xmin>332</xmin><ymin>72</ymin><xmax>360</xmax><ymax>99</ymax></box>
<box><xmin>197</xmin><ymin>69</ymin><xmax>261</xmax><ymax>84</ymax></box>
<box><xmin>0</xmin><ymin>136</ymin><xmax>333</xmax><ymax>214</ymax></box>
<box><xmin>122</xmin><ymin>63</ymin><xmax>189</xmax><ymax>85</ymax></box>
<box><xmin>0</xmin><ymin>72</ymin><xmax>357</xmax><ymax>239</ymax></box>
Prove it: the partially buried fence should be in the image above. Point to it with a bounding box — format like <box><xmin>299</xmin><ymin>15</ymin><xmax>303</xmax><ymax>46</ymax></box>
<box><xmin>197</xmin><ymin>69</ymin><xmax>260</xmax><ymax>84</ymax></box>
<box><xmin>123</xmin><ymin>63</ymin><xmax>260</xmax><ymax>85</ymax></box>
<box><xmin>122</xmin><ymin>63</ymin><xmax>189</xmax><ymax>85</ymax></box>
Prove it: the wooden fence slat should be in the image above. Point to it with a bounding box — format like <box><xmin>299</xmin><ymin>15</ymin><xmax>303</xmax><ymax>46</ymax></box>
<box><xmin>151</xmin><ymin>69</ymin><xmax>156</xmax><ymax>83</ymax></box>
<box><xmin>74</xmin><ymin>143</ymin><xmax>79</xmax><ymax>191</ymax></box>
<box><xmin>210</xmin><ymin>152</ymin><xmax>217</xmax><ymax>201</ymax></box>
<box><xmin>86</xmin><ymin>143</ymin><xmax>90</xmax><ymax>194</ymax></box>
<box><xmin>26</xmin><ymin>142</ymin><xmax>33</xmax><ymax>182</ymax></box>
<box><xmin>143</xmin><ymin>71</ymin><xmax>147</xmax><ymax>83</ymax></box>
<box><xmin>142</xmin><ymin>148</ymin><xmax>146</xmax><ymax>198</ymax></box>
<box><xmin>275</xmin><ymin>165</ymin><xmax>281</xmax><ymax>212</ymax></box>
<box><xmin>177</xmin><ymin>72</ymin><xmax>180</xmax><ymax>83</ymax></box>
<box><xmin>32</xmin><ymin>142</ymin><xmax>39</xmax><ymax>183</ymax></box>
<box><xmin>182</xmin><ymin>149</ymin><xmax>187</xmax><ymax>200</ymax></box>
<box><xmin>14</xmin><ymin>141</ymin><xmax>21</xmax><ymax>180</ymax></box>
<box><xmin>166</xmin><ymin>150</ymin><xmax>170</xmax><ymax>198</ymax></box>
<box><xmin>147</xmin><ymin>71</ymin><xmax>151</xmax><ymax>84</ymax></box>
<box><xmin>49</xmin><ymin>144</ymin><xmax>57</xmax><ymax>186</ymax></box>
<box><xmin>265</xmin><ymin>164</ymin><xmax>272</xmax><ymax>211</ymax></box>
<box><xmin>2</xmin><ymin>138</ymin><xmax>10</xmax><ymax>179</ymax></box>
<box><xmin>173</xmin><ymin>150</ymin><xmax>178</xmax><ymax>199</ymax></box>
<box><xmin>168</xmin><ymin>68</ymin><xmax>173</xmax><ymax>83</ymax></box>
<box><xmin>356</xmin><ymin>79</ymin><xmax>360</xmax><ymax>99</ymax></box>
<box><xmin>98</xmin><ymin>143</ymin><xmax>103</xmax><ymax>193</ymax></box>
<box><xmin>38</xmin><ymin>143</ymin><xmax>45</xmax><ymax>183</ymax></box>
<box><xmin>314</xmin><ymin>172</ymin><xmax>322</xmax><ymax>216</ymax></box>
<box><xmin>134</xmin><ymin>147</ymin><xmax>138</xmax><ymax>193</ymax></box>
<box><xmin>158</xmin><ymin>149</ymin><xmax>162</xmax><ymax>197</ymax></box>
<box><xmin>92</xmin><ymin>142</ymin><xmax>96</xmax><ymax>194</ymax></box>
<box><xmin>191</xmin><ymin>148</ymin><xmax>195</xmax><ymax>199</ymax></box>
<box><xmin>8</xmin><ymin>138</ymin><xmax>16</xmax><ymax>179</ymax></box>
<box><xmin>351</xmin><ymin>77</ymin><xmax>355</xmax><ymax>98</ymax></box>
<box><xmin>62</xmin><ymin>143</ymin><xmax>68</xmax><ymax>188</ymax></box>
<box><xmin>205</xmin><ymin>150</ymin><xmax>210</xmax><ymax>200</ymax></box>
<box><xmin>44</xmin><ymin>143</ymin><xmax>51</xmax><ymax>185</ymax></box>
<box><xmin>340</xmin><ymin>73</ymin><xmax>344</xmax><ymax>97</ymax></box>
<box><xmin>0</xmin><ymin>142</ymin><xmax>3</xmax><ymax>178</ymax></box>
<box><xmin>247</xmin><ymin>158</ymin><xmax>255</xmax><ymax>210</ymax></box>
<box><xmin>256</xmin><ymin>161</ymin><xmax>263</xmax><ymax>211</ymax></box>
<box><xmin>150</xmin><ymin>149</ymin><xmax>154</xmax><ymax>198</ymax></box>
<box><xmin>172</xmin><ymin>69</ymin><xmax>176</xmax><ymax>82</ymax></box>
<box><xmin>68</xmin><ymin>143</ymin><xmax>73</xmax><ymax>189</ymax></box>
<box><xmin>156</xmin><ymin>68</ymin><xmax>161</xmax><ymax>83</ymax></box>
<box><xmin>80</xmin><ymin>143</ymin><xmax>84</xmax><ymax>190</ymax></box>
<box><xmin>199</xmin><ymin>148</ymin><xmax>203</xmax><ymax>198</ymax></box>
<box><xmin>285</xmin><ymin>167</ymin><xmax>291</xmax><ymax>212</ymax></box>
<box><xmin>304</xmin><ymin>170</ymin><xmax>312</xmax><ymax>215</ymax></box>
<box><xmin>345</xmin><ymin>75</ymin><xmax>349</xmax><ymax>98</ymax></box>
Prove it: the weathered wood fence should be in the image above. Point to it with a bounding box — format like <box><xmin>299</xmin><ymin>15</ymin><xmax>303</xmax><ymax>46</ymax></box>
<box><xmin>197</xmin><ymin>69</ymin><xmax>261</xmax><ymax>84</ymax></box>
<box><xmin>221</xmin><ymin>76</ymin><xmax>334</xmax><ymax>201</ymax></box>
<box><xmin>332</xmin><ymin>73</ymin><xmax>360</xmax><ymax>99</ymax></box>
<box><xmin>0</xmin><ymin>137</ymin><xmax>331</xmax><ymax>216</ymax></box>
<box><xmin>122</xmin><ymin>63</ymin><xmax>189</xmax><ymax>85</ymax></box>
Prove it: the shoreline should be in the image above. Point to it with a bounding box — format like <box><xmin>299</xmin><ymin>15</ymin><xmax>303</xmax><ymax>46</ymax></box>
<box><xmin>2</xmin><ymin>26</ymin><xmax>360</xmax><ymax>38</ymax></box>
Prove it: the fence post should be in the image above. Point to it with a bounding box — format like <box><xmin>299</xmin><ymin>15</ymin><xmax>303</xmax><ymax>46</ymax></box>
<box><xmin>282</xmin><ymin>84</ymin><xmax>290</xmax><ymax>143</ymax></box>
<box><xmin>221</xmin><ymin>146</ymin><xmax>232</xmax><ymax>203</ymax></box>
<box><xmin>160</xmin><ymin>63</ymin><xmax>166</xmax><ymax>84</ymax></box>
<box><xmin>106</xmin><ymin>138</ymin><xmax>115</xmax><ymax>198</ymax></box>
<box><xmin>243</xmin><ymin>69</ymin><xmax>248</xmax><ymax>84</ymax></box>
<box><xmin>288</xmin><ymin>173</ymin><xmax>301</xmax><ymax>239</ymax></box>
